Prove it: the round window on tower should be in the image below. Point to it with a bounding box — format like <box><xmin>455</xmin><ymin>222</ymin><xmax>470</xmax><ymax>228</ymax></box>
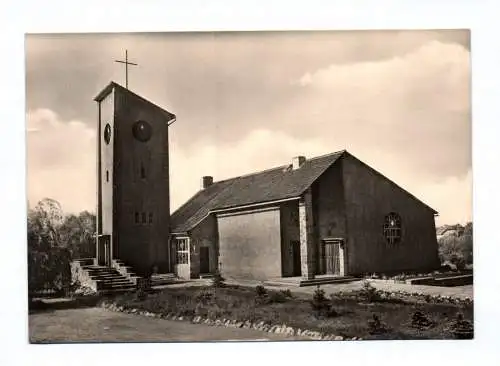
<box><xmin>104</xmin><ymin>123</ymin><xmax>112</xmax><ymax>145</ymax></box>
<box><xmin>132</xmin><ymin>120</ymin><xmax>152</xmax><ymax>142</ymax></box>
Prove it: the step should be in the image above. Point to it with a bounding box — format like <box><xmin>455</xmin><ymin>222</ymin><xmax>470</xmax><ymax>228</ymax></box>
<box><xmin>299</xmin><ymin>276</ymin><xmax>356</xmax><ymax>287</ymax></box>
<box><xmin>89</xmin><ymin>273</ymin><xmax>125</xmax><ymax>278</ymax></box>
<box><xmin>99</xmin><ymin>283</ymin><xmax>136</xmax><ymax>289</ymax></box>
<box><xmin>87</xmin><ymin>270</ymin><xmax>121</xmax><ymax>275</ymax></box>
<box><xmin>97</xmin><ymin>280</ymin><xmax>135</xmax><ymax>286</ymax></box>
<box><xmin>84</xmin><ymin>266</ymin><xmax>117</xmax><ymax>271</ymax></box>
<box><xmin>74</xmin><ymin>258</ymin><xmax>95</xmax><ymax>265</ymax></box>
<box><xmin>86</xmin><ymin>270</ymin><xmax>119</xmax><ymax>275</ymax></box>
<box><xmin>97</xmin><ymin>279</ymin><xmax>133</xmax><ymax>285</ymax></box>
<box><xmin>99</xmin><ymin>288</ymin><xmax>136</xmax><ymax>295</ymax></box>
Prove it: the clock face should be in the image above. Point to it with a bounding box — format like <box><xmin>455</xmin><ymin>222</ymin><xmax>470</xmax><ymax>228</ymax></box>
<box><xmin>104</xmin><ymin>124</ymin><xmax>112</xmax><ymax>144</ymax></box>
<box><xmin>132</xmin><ymin>120</ymin><xmax>152</xmax><ymax>142</ymax></box>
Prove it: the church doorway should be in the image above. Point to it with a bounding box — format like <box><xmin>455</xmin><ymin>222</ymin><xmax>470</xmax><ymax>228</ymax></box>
<box><xmin>199</xmin><ymin>247</ymin><xmax>210</xmax><ymax>274</ymax></box>
<box><xmin>291</xmin><ymin>240</ymin><xmax>302</xmax><ymax>276</ymax></box>
<box><xmin>323</xmin><ymin>238</ymin><xmax>344</xmax><ymax>276</ymax></box>
<box><xmin>97</xmin><ymin>234</ymin><xmax>112</xmax><ymax>267</ymax></box>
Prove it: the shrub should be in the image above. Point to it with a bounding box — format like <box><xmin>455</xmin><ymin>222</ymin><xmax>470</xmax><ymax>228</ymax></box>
<box><xmin>211</xmin><ymin>271</ymin><xmax>225</xmax><ymax>288</ymax></box>
<box><xmin>360</xmin><ymin>280</ymin><xmax>382</xmax><ymax>302</ymax></box>
<box><xmin>449</xmin><ymin>312</ymin><xmax>473</xmax><ymax>339</ymax></box>
<box><xmin>280</xmin><ymin>289</ymin><xmax>293</xmax><ymax>298</ymax></box>
<box><xmin>310</xmin><ymin>286</ymin><xmax>338</xmax><ymax>318</ymax></box>
<box><xmin>255</xmin><ymin>285</ymin><xmax>267</xmax><ymax>297</ymax></box>
<box><xmin>195</xmin><ymin>289</ymin><xmax>214</xmax><ymax>304</ymax></box>
<box><xmin>254</xmin><ymin>286</ymin><xmax>289</xmax><ymax>305</ymax></box>
<box><xmin>410</xmin><ymin>311</ymin><xmax>435</xmax><ymax>330</ymax></box>
<box><xmin>268</xmin><ymin>291</ymin><xmax>288</xmax><ymax>303</ymax></box>
<box><xmin>368</xmin><ymin>314</ymin><xmax>388</xmax><ymax>335</ymax></box>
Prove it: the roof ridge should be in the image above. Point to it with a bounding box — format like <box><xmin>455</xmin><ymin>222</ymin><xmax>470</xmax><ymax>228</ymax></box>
<box><xmin>212</xmin><ymin>149</ymin><xmax>347</xmax><ymax>184</ymax></box>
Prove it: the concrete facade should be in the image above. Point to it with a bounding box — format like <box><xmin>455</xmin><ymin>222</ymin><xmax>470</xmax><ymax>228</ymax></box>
<box><xmin>217</xmin><ymin>207</ymin><xmax>282</xmax><ymax>281</ymax></box>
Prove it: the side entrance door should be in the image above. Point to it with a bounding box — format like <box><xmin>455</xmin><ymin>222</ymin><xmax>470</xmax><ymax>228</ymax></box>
<box><xmin>323</xmin><ymin>239</ymin><xmax>344</xmax><ymax>276</ymax></box>
<box><xmin>174</xmin><ymin>238</ymin><xmax>191</xmax><ymax>279</ymax></box>
<box><xmin>199</xmin><ymin>247</ymin><xmax>210</xmax><ymax>274</ymax></box>
<box><xmin>291</xmin><ymin>240</ymin><xmax>302</xmax><ymax>276</ymax></box>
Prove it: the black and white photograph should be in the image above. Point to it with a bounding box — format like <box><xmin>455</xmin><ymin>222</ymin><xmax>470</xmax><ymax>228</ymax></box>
<box><xmin>24</xmin><ymin>29</ymin><xmax>474</xmax><ymax>343</ymax></box>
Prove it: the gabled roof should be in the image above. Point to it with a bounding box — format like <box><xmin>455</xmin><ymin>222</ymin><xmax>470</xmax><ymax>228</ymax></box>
<box><xmin>94</xmin><ymin>81</ymin><xmax>176</xmax><ymax>122</ymax></box>
<box><xmin>171</xmin><ymin>150</ymin><xmax>345</xmax><ymax>233</ymax></box>
<box><xmin>170</xmin><ymin>149</ymin><xmax>439</xmax><ymax>233</ymax></box>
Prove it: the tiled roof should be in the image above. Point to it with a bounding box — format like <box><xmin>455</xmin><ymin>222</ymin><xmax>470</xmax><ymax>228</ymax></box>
<box><xmin>171</xmin><ymin>150</ymin><xmax>345</xmax><ymax>232</ymax></box>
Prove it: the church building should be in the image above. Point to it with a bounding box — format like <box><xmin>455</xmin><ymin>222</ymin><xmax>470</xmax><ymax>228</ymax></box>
<box><xmin>171</xmin><ymin>151</ymin><xmax>440</xmax><ymax>282</ymax></box>
<box><xmin>93</xmin><ymin>81</ymin><xmax>440</xmax><ymax>284</ymax></box>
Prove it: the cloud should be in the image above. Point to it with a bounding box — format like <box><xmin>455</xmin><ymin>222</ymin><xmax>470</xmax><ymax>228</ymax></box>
<box><xmin>27</xmin><ymin>108</ymin><xmax>96</xmax><ymax>214</ymax></box>
<box><xmin>25</xmin><ymin>33</ymin><xmax>471</xmax><ymax>225</ymax></box>
<box><xmin>169</xmin><ymin>129</ymin><xmax>332</xmax><ymax>210</ymax></box>
<box><xmin>282</xmin><ymin>40</ymin><xmax>471</xmax><ymax>181</ymax></box>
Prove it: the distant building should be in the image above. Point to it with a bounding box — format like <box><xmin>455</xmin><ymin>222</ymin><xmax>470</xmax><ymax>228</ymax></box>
<box><xmin>171</xmin><ymin>150</ymin><xmax>440</xmax><ymax>281</ymax></box>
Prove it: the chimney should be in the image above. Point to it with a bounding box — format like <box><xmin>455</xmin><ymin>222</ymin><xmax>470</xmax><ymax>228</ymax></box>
<box><xmin>201</xmin><ymin>176</ymin><xmax>213</xmax><ymax>189</ymax></box>
<box><xmin>292</xmin><ymin>156</ymin><xmax>306</xmax><ymax>170</ymax></box>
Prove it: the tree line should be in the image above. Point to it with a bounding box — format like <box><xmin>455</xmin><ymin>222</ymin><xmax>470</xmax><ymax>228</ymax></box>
<box><xmin>437</xmin><ymin>222</ymin><xmax>473</xmax><ymax>270</ymax></box>
<box><xmin>27</xmin><ymin>198</ymin><xmax>96</xmax><ymax>297</ymax></box>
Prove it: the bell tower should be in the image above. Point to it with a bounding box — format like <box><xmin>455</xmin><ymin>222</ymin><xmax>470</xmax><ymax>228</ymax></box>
<box><xmin>95</xmin><ymin>81</ymin><xmax>176</xmax><ymax>276</ymax></box>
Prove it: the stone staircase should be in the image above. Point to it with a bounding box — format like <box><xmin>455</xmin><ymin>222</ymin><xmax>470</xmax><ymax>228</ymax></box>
<box><xmin>72</xmin><ymin>258</ymin><xmax>136</xmax><ymax>294</ymax></box>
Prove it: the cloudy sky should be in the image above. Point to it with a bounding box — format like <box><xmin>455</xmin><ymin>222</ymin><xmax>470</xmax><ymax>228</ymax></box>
<box><xmin>25</xmin><ymin>30</ymin><xmax>471</xmax><ymax>225</ymax></box>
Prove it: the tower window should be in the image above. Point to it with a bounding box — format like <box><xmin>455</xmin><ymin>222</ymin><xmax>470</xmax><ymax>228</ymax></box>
<box><xmin>106</xmin><ymin>170</ymin><xmax>109</xmax><ymax>182</ymax></box>
<box><xmin>148</xmin><ymin>212</ymin><xmax>153</xmax><ymax>224</ymax></box>
<box><xmin>140</xmin><ymin>163</ymin><xmax>146</xmax><ymax>179</ymax></box>
<box><xmin>142</xmin><ymin>212</ymin><xmax>147</xmax><ymax>224</ymax></box>
<box><xmin>135</xmin><ymin>212</ymin><xmax>139</xmax><ymax>224</ymax></box>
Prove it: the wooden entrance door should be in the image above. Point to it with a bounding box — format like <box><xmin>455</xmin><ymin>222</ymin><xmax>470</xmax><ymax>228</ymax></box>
<box><xmin>200</xmin><ymin>247</ymin><xmax>210</xmax><ymax>274</ymax></box>
<box><xmin>324</xmin><ymin>240</ymin><xmax>343</xmax><ymax>276</ymax></box>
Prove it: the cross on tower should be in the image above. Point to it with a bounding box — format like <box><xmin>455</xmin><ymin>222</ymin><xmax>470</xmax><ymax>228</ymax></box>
<box><xmin>114</xmin><ymin>49</ymin><xmax>138</xmax><ymax>89</ymax></box>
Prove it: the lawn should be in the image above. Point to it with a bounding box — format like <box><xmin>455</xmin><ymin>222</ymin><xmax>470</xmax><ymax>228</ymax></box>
<box><xmin>112</xmin><ymin>282</ymin><xmax>474</xmax><ymax>340</ymax></box>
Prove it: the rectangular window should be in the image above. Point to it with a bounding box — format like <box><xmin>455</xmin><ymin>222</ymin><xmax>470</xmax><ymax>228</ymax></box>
<box><xmin>176</xmin><ymin>238</ymin><xmax>189</xmax><ymax>264</ymax></box>
<box><xmin>148</xmin><ymin>212</ymin><xmax>153</xmax><ymax>224</ymax></box>
<box><xmin>142</xmin><ymin>212</ymin><xmax>147</xmax><ymax>224</ymax></box>
<box><xmin>106</xmin><ymin>170</ymin><xmax>109</xmax><ymax>182</ymax></box>
<box><xmin>140</xmin><ymin>163</ymin><xmax>146</xmax><ymax>179</ymax></box>
<box><xmin>135</xmin><ymin>212</ymin><xmax>139</xmax><ymax>224</ymax></box>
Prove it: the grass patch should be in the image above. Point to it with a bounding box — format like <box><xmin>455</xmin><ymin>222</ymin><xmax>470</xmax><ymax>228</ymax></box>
<box><xmin>112</xmin><ymin>284</ymin><xmax>473</xmax><ymax>340</ymax></box>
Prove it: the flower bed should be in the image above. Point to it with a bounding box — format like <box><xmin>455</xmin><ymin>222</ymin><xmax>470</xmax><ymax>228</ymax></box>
<box><xmin>103</xmin><ymin>284</ymin><xmax>473</xmax><ymax>340</ymax></box>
